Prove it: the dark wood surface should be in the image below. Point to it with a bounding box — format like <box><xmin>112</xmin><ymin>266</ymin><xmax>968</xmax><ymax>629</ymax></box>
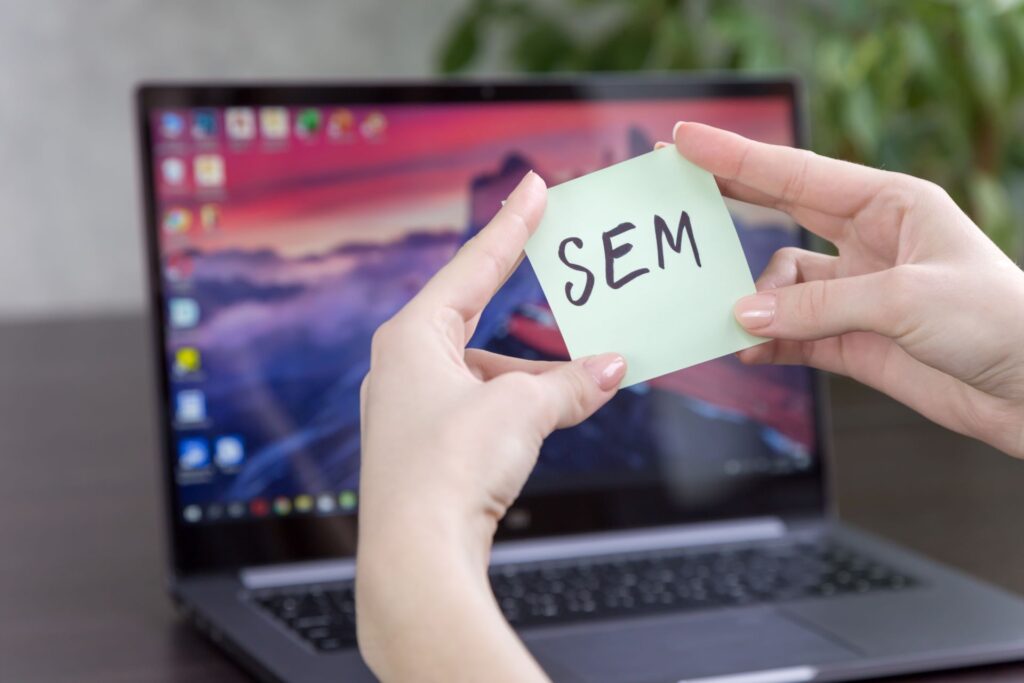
<box><xmin>3</xmin><ymin>314</ymin><xmax>1024</xmax><ymax>682</ymax></box>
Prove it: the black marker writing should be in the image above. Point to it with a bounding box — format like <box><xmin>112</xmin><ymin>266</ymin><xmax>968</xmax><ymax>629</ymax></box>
<box><xmin>557</xmin><ymin>210</ymin><xmax>701</xmax><ymax>307</ymax></box>
<box><xmin>558</xmin><ymin>236</ymin><xmax>595</xmax><ymax>306</ymax></box>
<box><xmin>603</xmin><ymin>222</ymin><xmax>650</xmax><ymax>290</ymax></box>
<box><xmin>655</xmin><ymin>210</ymin><xmax>701</xmax><ymax>269</ymax></box>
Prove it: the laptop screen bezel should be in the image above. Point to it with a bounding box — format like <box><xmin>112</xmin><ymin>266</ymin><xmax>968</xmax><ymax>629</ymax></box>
<box><xmin>136</xmin><ymin>75</ymin><xmax>829</xmax><ymax>576</ymax></box>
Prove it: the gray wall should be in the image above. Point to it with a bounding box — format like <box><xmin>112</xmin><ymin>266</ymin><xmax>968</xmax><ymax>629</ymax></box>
<box><xmin>0</xmin><ymin>0</ymin><xmax>468</xmax><ymax>320</ymax></box>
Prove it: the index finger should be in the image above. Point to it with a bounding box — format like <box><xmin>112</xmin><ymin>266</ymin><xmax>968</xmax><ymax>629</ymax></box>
<box><xmin>673</xmin><ymin>122</ymin><xmax>895</xmax><ymax>227</ymax></box>
<box><xmin>412</xmin><ymin>170</ymin><xmax>546</xmax><ymax>322</ymax></box>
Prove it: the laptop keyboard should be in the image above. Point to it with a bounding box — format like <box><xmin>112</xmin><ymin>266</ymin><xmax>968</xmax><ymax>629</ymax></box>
<box><xmin>491</xmin><ymin>541</ymin><xmax>916</xmax><ymax>629</ymax></box>
<box><xmin>250</xmin><ymin>540</ymin><xmax>918</xmax><ymax>652</ymax></box>
<box><xmin>253</xmin><ymin>584</ymin><xmax>358</xmax><ymax>652</ymax></box>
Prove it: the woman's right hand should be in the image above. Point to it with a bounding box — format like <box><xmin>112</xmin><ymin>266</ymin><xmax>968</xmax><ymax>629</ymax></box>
<box><xmin>672</xmin><ymin>122</ymin><xmax>1024</xmax><ymax>458</ymax></box>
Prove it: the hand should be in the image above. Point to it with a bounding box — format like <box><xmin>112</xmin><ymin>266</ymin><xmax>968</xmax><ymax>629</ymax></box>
<box><xmin>672</xmin><ymin>122</ymin><xmax>1024</xmax><ymax>458</ymax></box>
<box><xmin>356</xmin><ymin>171</ymin><xmax>626</xmax><ymax>682</ymax></box>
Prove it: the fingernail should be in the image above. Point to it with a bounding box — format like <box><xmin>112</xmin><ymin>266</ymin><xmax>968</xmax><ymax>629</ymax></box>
<box><xmin>583</xmin><ymin>353</ymin><xmax>627</xmax><ymax>391</ymax></box>
<box><xmin>654</xmin><ymin>141</ymin><xmax>670</xmax><ymax>150</ymax></box>
<box><xmin>672</xmin><ymin>121</ymin><xmax>685</xmax><ymax>140</ymax></box>
<box><xmin>734</xmin><ymin>292</ymin><xmax>776</xmax><ymax>329</ymax></box>
<box><xmin>506</xmin><ymin>170</ymin><xmax>540</xmax><ymax>205</ymax></box>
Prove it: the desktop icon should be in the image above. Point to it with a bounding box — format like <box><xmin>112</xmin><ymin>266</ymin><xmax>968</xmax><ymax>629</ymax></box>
<box><xmin>199</xmin><ymin>203</ymin><xmax>220</xmax><ymax>231</ymax></box>
<box><xmin>194</xmin><ymin>154</ymin><xmax>225</xmax><ymax>187</ymax></box>
<box><xmin>214</xmin><ymin>436</ymin><xmax>245</xmax><ymax>469</ymax></box>
<box><xmin>177</xmin><ymin>438</ymin><xmax>209</xmax><ymax>470</ymax></box>
<box><xmin>316</xmin><ymin>493</ymin><xmax>335</xmax><ymax>513</ymax></box>
<box><xmin>225</xmin><ymin>107</ymin><xmax>256</xmax><ymax>140</ymax></box>
<box><xmin>295</xmin><ymin>108</ymin><xmax>321</xmax><ymax>138</ymax></box>
<box><xmin>183</xmin><ymin>505</ymin><xmax>202</xmax><ymax>523</ymax></box>
<box><xmin>206</xmin><ymin>504</ymin><xmax>224</xmax><ymax>521</ymax></box>
<box><xmin>173</xmin><ymin>347</ymin><xmax>201</xmax><ymax>376</ymax></box>
<box><xmin>227</xmin><ymin>501</ymin><xmax>246</xmax><ymax>518</ymax></box>
<box><xmin>338</xmin><ymin>490</ymin><xmax>357</xmax><ymax>511</ymax></box>
<box><xmin>164</xmin><ymin>253</ymin><xmax>194</xmax><ymax>284</ymax></box>
<box><xmin>294</xmin><ymin>494</ymin><xmax>314</xmax><ymax>513</ymax></box>
<box><xmin>162</xmin><ymin>207</ymin><xmax>192</xmax><ymax>234</ymax></box>
<box><xmin>260</xmin><ymin>107</ymin><xmax>289</xmax><ymax>139</ymax></box>
<box><xmin>250</xmin><ymin>498</ymin><xmax>269</xmax><ymax>517</ymax></box>
<box><xmin>360</xmin><ymin>110</ymin><xmax>387</xmax><ymax>140</ymax></box>
<box><xmin>327</xmin><ymin>109</ymin><xmax>355</xmax><ymax>139</ymax></box>
<box><xmin>191</xmin><ymin>109</ymin><xmax>217</xmax><ymax>139</ymax></box>
<box><xmin>161</xmin><ymin>157</ymin><xmax>186</xmax><ymax>185</ymax></box>
<box><xmin>273</xmin><ymin>496</ymin><xmax>292</xmax><ymax>516</ymax></box>
<box><xmin>159</xmin><ymin>112</ymin><xmax>185</xmax><ymax>139</ymax></box>
<box><xmin>168</xmin><ymin>297</ymin><xmax>200</xmax><ymax>328</ymax></box>
<box><xmin>175</xmin><ymin>389</ymin><xmax>207</xmax><ymax>424</ymax></box>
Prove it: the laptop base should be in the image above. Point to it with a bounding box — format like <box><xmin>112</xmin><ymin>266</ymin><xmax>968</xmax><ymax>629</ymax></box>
<box><xmin>175</xmin><ymin>520</ymin><xmax>1024</xmax><ymax>682</ymax></box>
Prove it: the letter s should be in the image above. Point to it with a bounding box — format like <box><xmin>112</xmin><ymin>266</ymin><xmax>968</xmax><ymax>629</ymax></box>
<box><xmin>558</xmin><ymin>237</ymin><xmax>595</xmax><ymax>306</ymax></box>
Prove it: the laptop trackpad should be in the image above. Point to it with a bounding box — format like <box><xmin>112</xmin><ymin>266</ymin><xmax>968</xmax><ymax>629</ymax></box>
<box><xmin>527</xmin><ymin>607</ymin><xmax>856</xmax><ymax>683</ymax></box>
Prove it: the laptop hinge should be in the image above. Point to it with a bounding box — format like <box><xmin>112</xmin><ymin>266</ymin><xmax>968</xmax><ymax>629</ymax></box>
<box><xmin>490</xmin><ymin>517</ymin><xmax>787</xmax><ymax>567</ymax></box>
<box><xmin>239</xmin><ymin>517</ymin><xmax>788</xmax><ymax>588</ymax></box>
<box><xmin>241</xmin><ymin>558</ymin><xmax>356</xmax><ymax>590</ymax></box>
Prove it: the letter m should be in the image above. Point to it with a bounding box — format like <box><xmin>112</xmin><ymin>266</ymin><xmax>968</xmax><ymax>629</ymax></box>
<box><xmin>655</xmin><ymin>210</ymin><xmax>701</xmax><ymax>270</ymax></box>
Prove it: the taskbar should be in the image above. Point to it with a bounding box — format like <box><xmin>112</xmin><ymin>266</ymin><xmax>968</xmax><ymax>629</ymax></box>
<box><xmin>181</xmin><ymin>490</ymin><xmax>358</xmax><ymax>524</ymax></box>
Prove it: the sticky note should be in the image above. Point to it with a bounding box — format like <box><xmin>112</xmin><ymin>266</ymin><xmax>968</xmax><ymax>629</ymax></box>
<box><xmin>525</xmin><ymin>146</ymin><xmax>763</xmax><ymax>387</ymax></box>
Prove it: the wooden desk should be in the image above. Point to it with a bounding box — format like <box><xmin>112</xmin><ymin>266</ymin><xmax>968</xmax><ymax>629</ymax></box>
<box><xmin>2</xmin><ymin>315</ymin><xmax>1024</xmax><ymax>682</ymax></box>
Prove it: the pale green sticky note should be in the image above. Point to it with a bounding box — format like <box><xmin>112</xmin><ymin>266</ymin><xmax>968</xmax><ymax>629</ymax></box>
<box><xmin>525</xmin><ymin>146</ymin><xmax>763</xmax><ymax>387</ymax></box>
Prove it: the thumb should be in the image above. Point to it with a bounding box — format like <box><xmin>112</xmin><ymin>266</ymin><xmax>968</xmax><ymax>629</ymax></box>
<box><xmin>733</xmin><ymin>270</ymin><xmax>904</xmax><ymax>340</ymax></box>
<box><xmin>528</xmin><ymin>353</ymin><xmax>627</xmax><ymax>431</ymax></box>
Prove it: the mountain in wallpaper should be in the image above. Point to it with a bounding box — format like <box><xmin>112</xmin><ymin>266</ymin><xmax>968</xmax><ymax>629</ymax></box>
<box><xmin>170</xmin><ymin>128</ymin><xmax>815</xmax><ymax>507</ymax></box>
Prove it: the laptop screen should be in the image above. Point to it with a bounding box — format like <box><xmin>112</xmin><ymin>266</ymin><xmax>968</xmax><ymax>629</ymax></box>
<box><xmin>142</xmin><ymin>82</ymin><xmax>822</xmax><ymax>559</ymax></box>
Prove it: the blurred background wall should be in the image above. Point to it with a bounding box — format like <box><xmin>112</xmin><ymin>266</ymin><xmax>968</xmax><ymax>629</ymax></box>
<box><xmin>0</xmin><ymin>0</ymin><xmax>467</xmax><ymax>320</ymax></box>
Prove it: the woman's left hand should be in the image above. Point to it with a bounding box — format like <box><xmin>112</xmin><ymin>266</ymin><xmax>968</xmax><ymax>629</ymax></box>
<box><xmin>356</xmin><ymin>171</ymin><xmax>626</xmax><ymax>682</ymax></box>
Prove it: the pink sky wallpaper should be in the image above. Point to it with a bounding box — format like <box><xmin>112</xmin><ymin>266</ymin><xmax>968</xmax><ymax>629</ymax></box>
<box><xmin>155</xmin><ymin>98</ymin><xmax>792</xmax><ymax>256</ymax></box>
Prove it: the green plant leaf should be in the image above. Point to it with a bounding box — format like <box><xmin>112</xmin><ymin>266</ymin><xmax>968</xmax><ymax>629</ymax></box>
<box><xmin>438</xmin><ymin>10</ymin><xmax>481</xmax><ymax>73</ymax></box>
<box><xmin>969</xmin><ymin>172</ymin><xmax>1016</xmax><ymax>254</ymax></box>
<box><xmin>963</xmin><ymin>3</ymin><xmax>1009</xmax><ymax>114</ymax></box>
<box><xmin>511</xmin><ymin>16</ymin><xmax>576</xmax><ymax>72</ymax></box>
<box><xmin>843</xmin><ymin>86</ymin><xmax>879</xmax><ymax>159</ymax></box>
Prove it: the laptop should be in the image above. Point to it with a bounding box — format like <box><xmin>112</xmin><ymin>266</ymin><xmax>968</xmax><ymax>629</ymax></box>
<box><xmin>136</xmin><ymin>76</ymin><xmax>1024</xmax><ymax>683</ymax></box>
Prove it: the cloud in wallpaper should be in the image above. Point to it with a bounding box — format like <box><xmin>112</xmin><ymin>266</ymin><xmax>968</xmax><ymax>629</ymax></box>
<box><xmin>154</xmin><ymin>98</ymin><xmax>816</xmax><ymax>509</ymax></box>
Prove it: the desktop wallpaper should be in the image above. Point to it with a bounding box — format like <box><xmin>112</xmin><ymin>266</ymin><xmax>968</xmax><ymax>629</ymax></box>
<box><xmin>150</xmin><ymin>97</ymin><xmax>816</xmax><ymax>522</ymax></box>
